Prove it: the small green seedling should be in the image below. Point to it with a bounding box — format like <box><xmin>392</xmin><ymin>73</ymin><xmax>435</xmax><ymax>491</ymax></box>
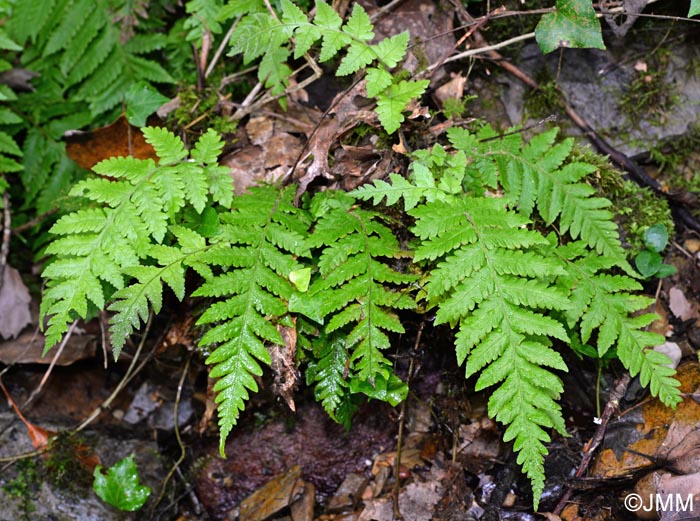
<box><xmin>635</xmin><ymin>224</ymin><xmax>677</xmax><ymax>279</ymax></box>
<box><xmin>93</xmin><ymin>454</ymin><xmax>151</xmax><ymax>512</ymax></box>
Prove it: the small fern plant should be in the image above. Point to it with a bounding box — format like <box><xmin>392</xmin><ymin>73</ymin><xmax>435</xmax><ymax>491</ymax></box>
<box><xmin>354</xmin><ymin>125</ymin><xmax>681</xmax><ymax>506</ymax></box>
<box><xmin>228</xmin><ymin>0</ymin><xmax>429</xmax><ymax>133</ymax></box>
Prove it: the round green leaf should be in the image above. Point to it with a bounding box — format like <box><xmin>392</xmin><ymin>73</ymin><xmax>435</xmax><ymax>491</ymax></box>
<box><xmin>655</xmin><ymin>263</ymin><xmax>677</xmax><ymax>279</ymax></box>
<box><xmin>643</xmin><ymin>224</ymin><xmax>669</xmax><ymax>253</ymax></box>
<box><xmin>635</xmin><ymin>249</ymin><xmax>662</xmax><ymax>278</ymax></box>
<box><xmin>535</xmin><ymin>0</ymin><xmax>605</xmax><ymax>54</ymax></box>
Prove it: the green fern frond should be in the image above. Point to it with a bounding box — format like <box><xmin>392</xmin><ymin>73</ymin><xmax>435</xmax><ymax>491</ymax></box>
<box><xmin>306</xmin><ymin>332</ymin><xmax>350</xmax><ymax>421</ymax></box>
<box><xmin>410</xmin><ymin>196</ymin><xmax>570</xmax><ymax>507</ymax></box>
<box><xmin>291</xmin><ymin>191</ymin><xmax>416</xmax><ymax>388</ymax></box>
<box><xmin>460</xmin><ymin>126</ymin><xmax>626</xmax><ymax>260</ymax></box>
<box><xmin>556</xmin><ymin>244</ymin><xmax>681</xmax><ymax>406</ymax></box>
<box><xmin>41</xmin><ymin>128</ymin><xmax>233</xmax><ymax>353</ymax></box>
<box><xmin>193</xmin><ymin>185</ymin><xmax>310</xmax><ymax>455</ymax></box>
<box><xmin>228</xmin><ymin>0</ymin><xmax>426</xmax><ymax>133</ymax></box>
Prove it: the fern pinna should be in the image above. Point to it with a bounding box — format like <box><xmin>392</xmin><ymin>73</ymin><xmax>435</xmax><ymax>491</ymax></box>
<box><xmin>354</xmin><ymin>124</ymin><xmax>681</xmax><ymax>507</ymax></box>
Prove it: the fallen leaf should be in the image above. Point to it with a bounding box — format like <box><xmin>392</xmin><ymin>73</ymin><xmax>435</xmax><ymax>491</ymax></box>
<box><xmin>0</xmin><ymin>379</ymin><xmax>54</xmax><ymax>449</ymax></box>
<box><xmin>0</xmin><ymin>265</ymin><xmax>32</xmax><ymax>339</ymax></box>
<box><xmin>239</xmin><ymin>465</ymin><xmax>304</xmax><ymax>521</ymax></box>
<box><xmin>669</xmin><ymin>287</ymin><xmax>699</xmax><ymax>322</ymax></box>
<box><xmin>66</xmin><ymin>115</ymin><xmax>158</xmax><ymax>170</ymax></box>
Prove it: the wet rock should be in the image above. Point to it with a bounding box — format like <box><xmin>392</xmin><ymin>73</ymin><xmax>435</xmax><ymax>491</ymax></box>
<box><xmin>500</xmin><ymin>41</ymin><xmax>700</xmax><ymax>156</ymax></box>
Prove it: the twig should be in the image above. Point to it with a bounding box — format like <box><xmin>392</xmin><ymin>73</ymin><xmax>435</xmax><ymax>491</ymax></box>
<box><xmin>0</xmin><ymin>191</ymin><xmax>10</xmax><ymax>291</ymax></box>
<box><xmin>152</xmin><ymin>355</ymin><xmax>192</xmax><ymax>511</ymax></box>
<box><xmin>434</xmin><ymin>32</ymin><xmax>536</xmax><ymax>70</ymax></box>
<box><xmin>205</xmin><ymin>16</ymin><xmax>241</xmax><ymax>79</ymax></box>
<box><xmin>22</xmin><ymin>319</ymin><xmax>79</xmax><ymax>409</ymax></box>
<box><xmin>71</xmin><ymin>312</ymin><xmax>155</xmax><ymax>435</ymax></box>
<box><xmin>11</xmin><ymin>208</ymin><xmax>59</xmax><ymax>234</ymax></box>
<box><xmin>552</xmin><ymin>372</ymin><xmax>631</xmax><ymax>514</ymax></box>
<box><xmin>392</xmin><ymin>321</ymin><xmax>424</xmax><ymax>520</ymax></box>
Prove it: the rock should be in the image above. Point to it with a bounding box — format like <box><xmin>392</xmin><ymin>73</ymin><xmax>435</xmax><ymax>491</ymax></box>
<box><xmin>500</xmin><ymin>42</ymin><xmax>700</xmax><ymax>156</ymax></box>
<box><xmin>654</xmin><ymin>342</ymin><xmax>682</xmax><ymax>370</ymax></box>
<box><xmin>683</xmin><ymin>239</ymin><xmax>700</xmax><ymax>254</ymax></box>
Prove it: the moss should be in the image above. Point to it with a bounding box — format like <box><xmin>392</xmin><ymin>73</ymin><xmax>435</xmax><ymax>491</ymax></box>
<box><xmin>572</xmin><ymin>145</ymin><xmax>673</xmax><ymax>254</ymax></box>
<box><xmin>43</xmin><ymin>434</ymin><xmax>94</xmax><ymax>494</ymax></box>
<box><xmin>619</xmin><ymin>48</ymin><xmax>678</xmax><ymax>128</ymax></box>
<box><xmin>171</xmin><ymin>84</ymin><xmax>238</xmax><ymax>138</ymax></box>
<box><xmin>648</xmin><ymin>124</ymin><xmax>700</xmax><ymax>193</ymax></box>
<box><xmin>3</xmin><ymin>459</ymin><xmax>39</xmax><ymax>520</ymax></box>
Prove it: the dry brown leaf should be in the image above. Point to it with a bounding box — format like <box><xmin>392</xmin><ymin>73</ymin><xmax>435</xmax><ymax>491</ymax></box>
<box><xmin>669</xmin><ymin>287</ymin><xmax>699</xmax><ymax>322</ymax></box>
<box><xmin>239</xmin><ymin>465</ymin><xmax>304</xmax><ymax>521</ymax></box>
<box><xmin>270</xmin><ymin>322</ymin><xmax>298</xmax><ymax>412</ymax></box>
<box><xmin>0</xmin><ymin>379</ymin><xmax>54</xmax><ymax>450</ymax></box>
<box><xmin>434</xmin><ymin>74</ymin><xmax>467</xmax><ymax>106</ymax></box>
<box><xmin>0</xmin><ymin>265</ymin><xmax>32</xmax><ymax>339</ymax></box>
<box><xmin>65</xmin><ymin>115</ymin><xmax>157</xmax><ymax>170</ymax></box>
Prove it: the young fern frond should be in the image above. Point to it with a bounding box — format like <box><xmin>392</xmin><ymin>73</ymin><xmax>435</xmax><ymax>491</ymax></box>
<box><xmin>40</xmin><ymin>128</ymin><xmax>233</xmax><ymax>355</ymax></box>
<box><xmin>228</xmin><ymin>0</ymin><xmax>428</xmax><ymax>132</ymax></box>
<box><xmin>305</xmin><ymin>332</ymin><xmax>352</xmax><ymax>424</ymax></box>
<box><xmin>193</xmin><ymin>185</ymin><xmax>311</xmax><ymax>455</ymax></box>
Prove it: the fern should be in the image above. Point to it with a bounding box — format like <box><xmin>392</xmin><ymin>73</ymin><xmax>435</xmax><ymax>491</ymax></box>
<box><xmin>353</xmin><ymin>124</ymin><xmax>680</xmax><ymax>507</ymax></box>
<box><xmin>0</xmin><ymin>100</ymin><xmax>23</xmax><ymax>193</ymax></box>
<box><xmin>291</xmin><ymin>191</ymin><xmax>415</xmax><ymax>417</ymax></box>
<box><xmin>40</xmin><ymin>128</ymin><xmax>233</xmax><ymax>355</ymax></box>
<box><xmin>193</xmin><ymin>185</ymin><xmax>311</xmax><ymax>454</ymax></box>
<box><xmin>554</xmin><ymin>242</ymin><xmax>681</xmax><ymax>406</ymax></box>
<box><xmin>7</xmin><ymin>0</ymin><xmax>175</xmax><ymax>215</ymax></box>
<box><xmin>412</xmin><ymin>197</ymin><xmax>570</xmax><ymax>503</ymax></box>
<box><xmin>228</xmin><ymin>0</ymin><xmax>428</xmax><ymax>133</ymax></box>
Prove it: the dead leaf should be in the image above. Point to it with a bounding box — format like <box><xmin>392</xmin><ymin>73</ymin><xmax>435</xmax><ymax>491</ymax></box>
<box><xmin>656</xmin><ymin>473</ymin><xmax>700</xmax><ymax>520</ymax></box>
<box><xmin>0</xmin><ymin>327</ymin><xmax>95</xmax><ymax>365</ymax></box>
<box><xmin>669</xmin><ymin>287</ymin><xmax>699</xmax><ymax>322</ymax></box>
<box><xmin>290</xmin><ymin>481</ymin><xmax>315</xmax><ymax>521</ymax></box>
<box><xmin>0</xmin><ymin>265</ymin><xmax>32</xmax><ymax>339</ymax></box>
<box><xmin>434</xmin><ymin>74</ymin><xmax>467</xmax><ymax>106</ymax></box>
<box><xmin>657</xmin><ymin>422</ymin><xmax>700</xmax><ymax>474</ymax></box>
<box><xmin>270</xmin><ymin>322</ymin><xmax>298</xmax><ymax>412</ymax></box>
<box><xmin>66</xmin><ymin>115</ymin><xmax>158</xmax><ymax>170</ymax></box>
<box><xmin>603</xmin><ymin>0</ymin><xmax>648</xmax><ymax>37</ymax></box>
<box><xmin>328</xmin><ymin>472</ymin><xmax>368</xmax><ymax>512</ymax></box>
<box><xmin>239</xmin><ymin>465</ymin><xmax>304</xmax><ymax>521</ymax></box>
<box><xmin>0</xmin><ymin>378</ymin><xmax>54</xmax><ymax>450</ymax></box>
